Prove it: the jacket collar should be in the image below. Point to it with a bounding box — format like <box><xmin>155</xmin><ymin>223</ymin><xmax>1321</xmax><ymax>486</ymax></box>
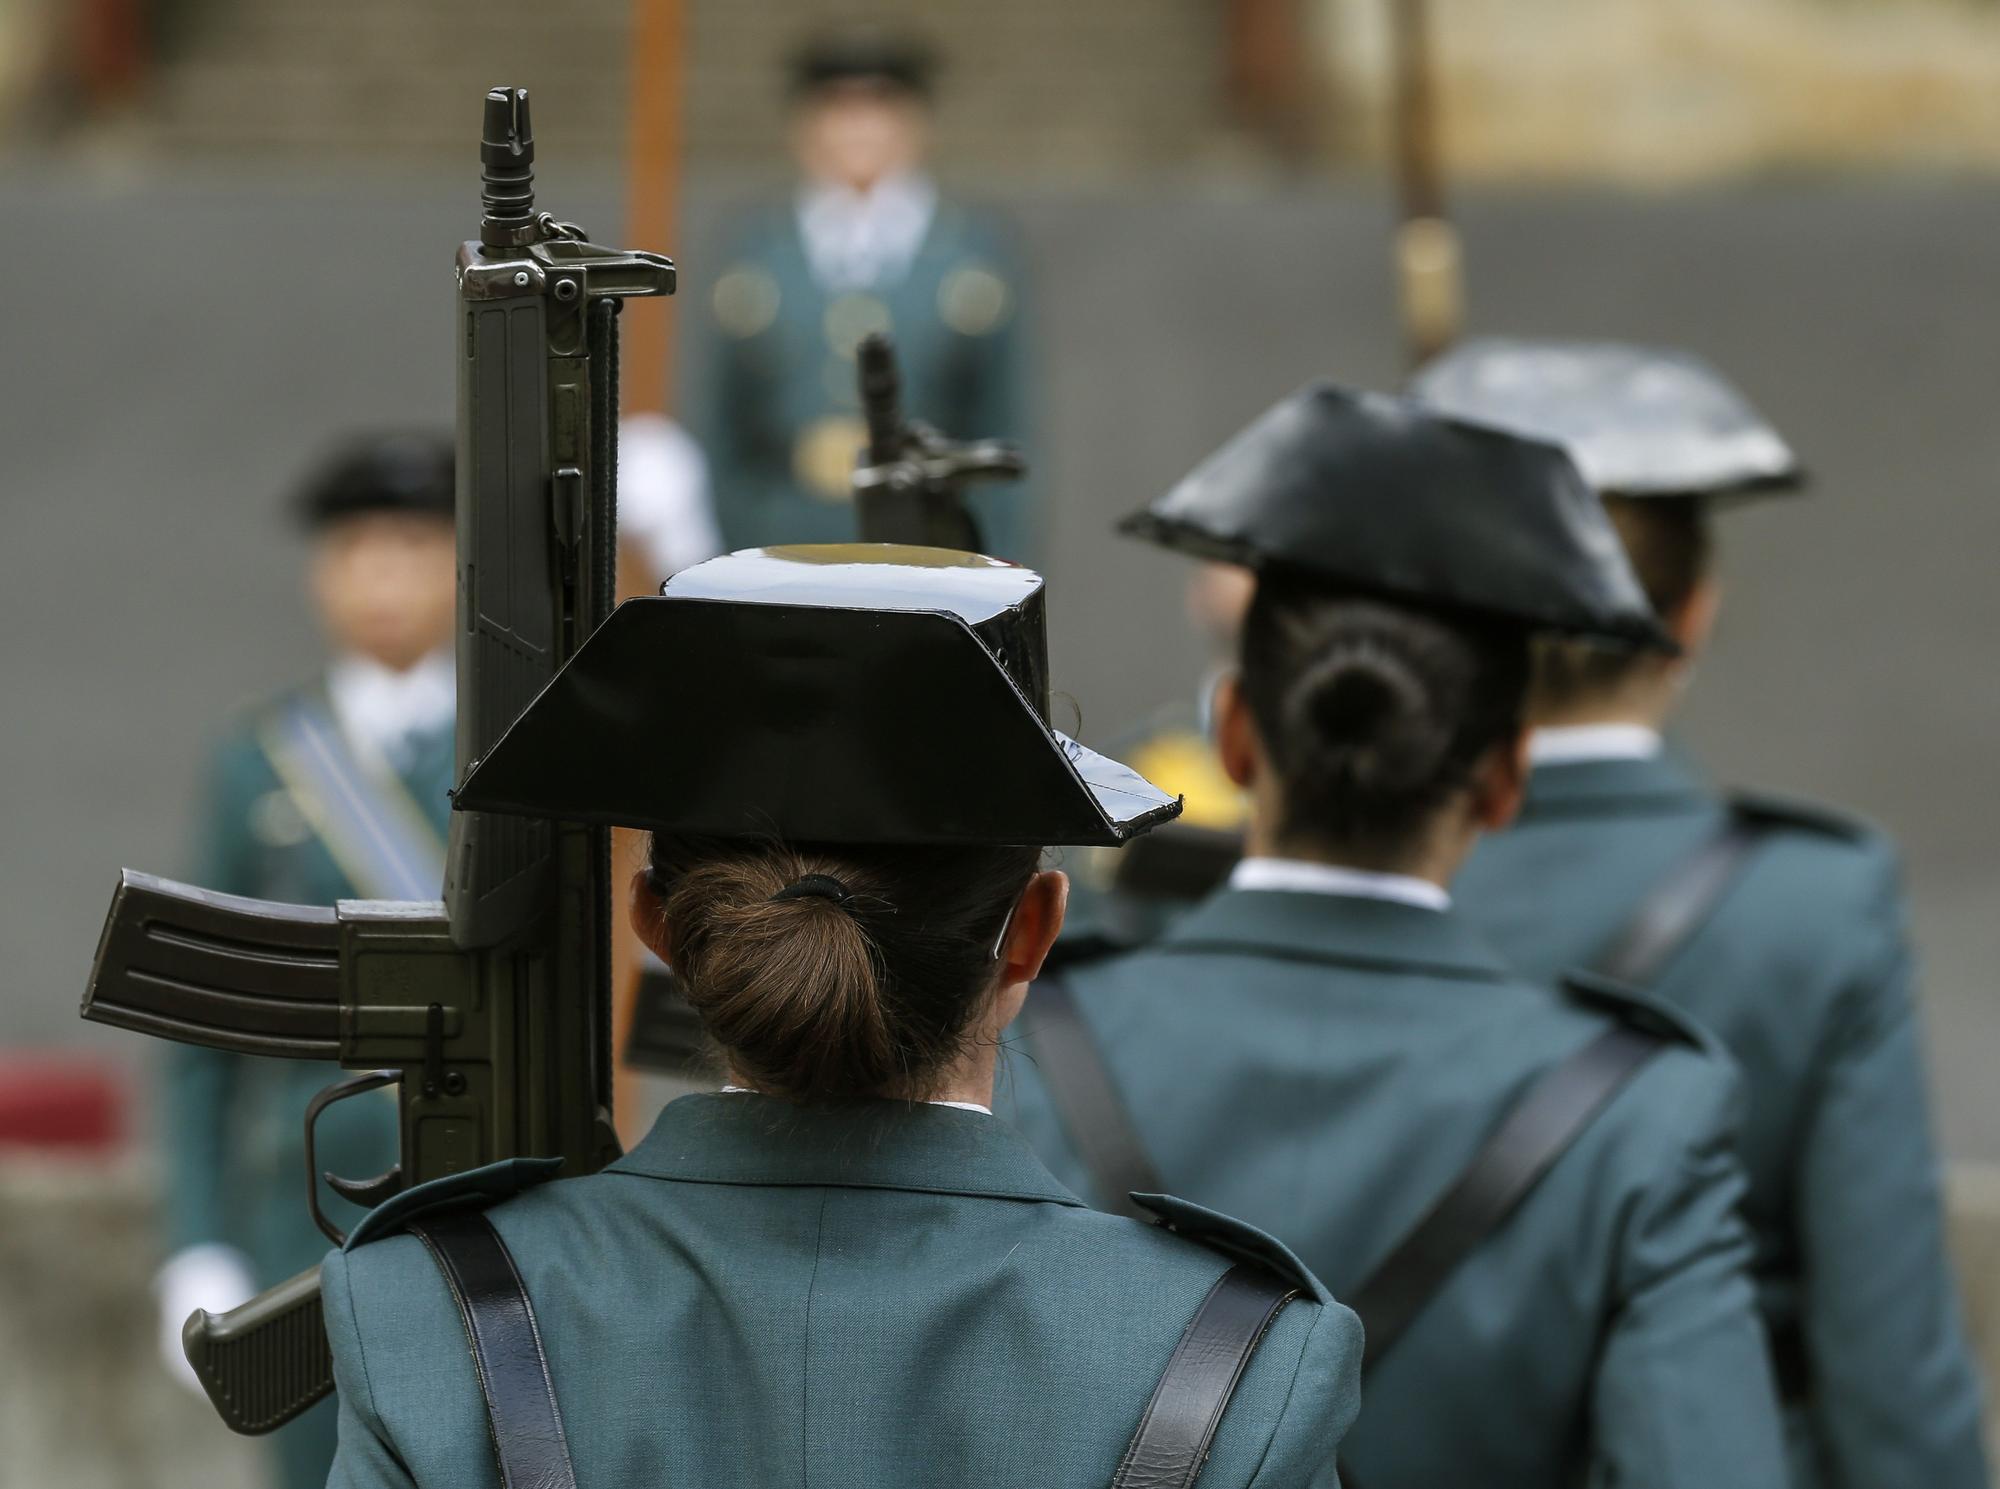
<box><xmin>1158</xmin><ymin>886</ymin><xmax>1511</xmax><ymax>982</ymax></box>
<box><xmin>609</xmin><ymin>1092</ymin><xmax>1085</xmax><ymax>1207</ymax></box>
<box><xmin>1517</xmin><ymin>747</ymin><xmax>1713</xmax><ymax>820</ymax></box>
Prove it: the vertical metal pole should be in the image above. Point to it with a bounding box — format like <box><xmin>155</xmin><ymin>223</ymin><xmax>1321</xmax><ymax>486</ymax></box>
<box><xmin>621</xmin><ymin>0</ymin><xmax>686</xmax><ymax>416</ymax></box>
<box><xmin>611</xmin><ymin>0</ymin><xmax>687</xmax><ymax>1140</ymax></box>
<box><xmin>1387</xmin><ymin>0</ymin><xmax>1463</xmax><ymax>368</ymax></box>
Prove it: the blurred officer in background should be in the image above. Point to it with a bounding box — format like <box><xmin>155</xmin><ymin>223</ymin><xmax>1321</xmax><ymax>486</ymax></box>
<box><xmin>1002</xmin><ymin>384</ymin><xmax>1788</xmax><ymax>1488</ymax></box>
<box><xmin>690</xmin><ymin>33</ymin><xmax>1032</xmax><ymax>558</ymax></box>
<box><xmin>1419</xmin><ymin>339</ymin><xmax>1989</xmax><ymax>1489</ymax></box>
<box><xmin>156</xmin><ymin>433</ymin><xmax>456</xmax><ymax>1489</ymax></box>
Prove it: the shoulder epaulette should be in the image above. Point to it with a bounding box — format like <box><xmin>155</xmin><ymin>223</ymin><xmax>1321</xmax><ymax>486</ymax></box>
<box><xmin>342</xmin><ymin>1156</ymin><xmax>565</xmax><ymax>1252</ymax></box>
<box><xmin>1559</xmin><ymin>970</ymin><xmax>1714</xmax><ymax>1052</ymax></box>
<box><xmin>1132</xmin><ymin>1192</ymin><xmax>1330</xmax><ymax>1303</ymax></box>
<box><xmin>1726</xmin><ymin>788</ymin><xmax>1873</xmax><ymax>842</ymax></box>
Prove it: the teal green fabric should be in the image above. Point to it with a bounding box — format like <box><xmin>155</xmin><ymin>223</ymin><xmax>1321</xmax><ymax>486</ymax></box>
<box><xmin>1455</xmin><ymin>752</ymin><xmax>1989</xmax><ymax>1489</ymax></box>
<box><xmin>998</xmin><ymin>888</ymin><xmax>1788</xmax><ymax>1489</ymax></box>
<box><xmin>160</xmin><ymin>691</ymin><xmax>454</xmax><ymax>1489</ymax></box>
<box><xmin>322</xmin><ymin>1094</ymin><xmax>1362</xmax><ymax>1488</ymax></box>
<box><xmin>688</xmin><ymin>201</ymin><xmax>1033</xmax><ymax>561</ymax></box>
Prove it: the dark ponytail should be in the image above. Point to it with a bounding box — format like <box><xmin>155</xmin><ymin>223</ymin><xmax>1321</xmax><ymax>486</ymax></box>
<box><xmin>645</xmin><ymin>837</ymin><xmax>1040</xmax><ymax>1103</ymax></box>
<box><xmin>1239</xmin><ymin>575</ymin><xmax>1529</xmax><ymax>861</ymax></box>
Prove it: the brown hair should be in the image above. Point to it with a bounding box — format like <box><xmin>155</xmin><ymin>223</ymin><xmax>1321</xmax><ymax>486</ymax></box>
<box><xmin>645</xmin><ymin>836</ymin><xmax>1040</xmax><ymax>1103</ymax></box>
<box><xmin>1240</xmin><ymin>576</ymin><xmax>1529</xmax><ymax>863</ymax></box>
<box><xmin>1532</xmin><ymin>496</ymin><xmax>1711</xmax><ymax>713</ymax></box>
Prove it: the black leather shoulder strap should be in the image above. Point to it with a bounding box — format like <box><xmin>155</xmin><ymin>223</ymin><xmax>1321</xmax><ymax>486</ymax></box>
<box><xmin>1344</xmin><ymin>1023</ymin><xmax>1664</xmax><ymax>1371</ymax></box>
<box><xmin>1112</xmin><ymin>1264</ymin><xmax>1298</xmax><ymax>1489</ymax></box>
<box><xmin>1345</xmin><ymin>810</ymin><xmax>1773</xmax><ymax>1371</ymax></box>
<box><xmin>408</xmin><ymin>1210</ymin><xmax>579</xmax><ymax>1489</ymax></box>
<box><xmin>1020</xmin><ymin>973</ymin><xmax>1162</xmax><ymax>1220</ymax></box>
<box><xmin>1591</xmin><ymin>807</ymin><xmax>1773</xmax><ymax>985</ymax></box>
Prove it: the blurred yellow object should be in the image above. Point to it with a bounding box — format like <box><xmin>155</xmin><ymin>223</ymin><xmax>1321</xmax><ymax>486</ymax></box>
<box><xmin>1127</xmin><ymin>729</ymin><xmax>1245</xmax><ymax>831</ymax></box>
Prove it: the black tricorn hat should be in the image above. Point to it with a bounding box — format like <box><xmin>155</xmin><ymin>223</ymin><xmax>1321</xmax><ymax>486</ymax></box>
<box><xmin>1121</xmin><ymin>382</ymin><xmax>1672</xmax><ymax>651</ymax></box>
<box><xmin>454</xmin><ymin>545</ymin><xmax>1181</xmax><ymax>847</ymax></box>
<box><xmin>789</xmin><ymin>33</ymin><xmax>936</xmax><ymax>98</ymax></box>
<box><xmin>295</xmin><ymin>431</ymin><xmax>455</xmax><ymax>528</ymax></box>
<box><xmin>1410</xmin><ymin>339</ymin><xmax>1803</xmax><ymax>502</ymax></box>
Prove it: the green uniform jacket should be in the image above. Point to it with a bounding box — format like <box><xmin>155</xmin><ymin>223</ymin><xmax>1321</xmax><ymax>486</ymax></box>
<box><xmin>998</xmin><ymin>888</ymin><xmax>1789</xmax><ymax>1489</ymax></box>
<box><xmin>322</xmin><ymin>1093</ymin><xmax>1362</xmax><ymax>1489</ymax></box>
<box><xmin>161</xmin><ymin>693</ymin><xmax>453</xmax><ymax>1489</ymax></box>
<box><xmin>1454</xmin><ymin>752</ymin><xmax>1989</xmax><ymax>1489</ymax></box>
<box><xmin>689</xmin><ymin>199</ymin><xmax>1033</xmax><ymax>561</ymax></box>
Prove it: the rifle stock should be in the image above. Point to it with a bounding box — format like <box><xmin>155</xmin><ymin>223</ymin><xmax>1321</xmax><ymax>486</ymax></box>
<box><xmin>78</xmin><ymin>86</ymin><xmax>673</xmax><ymax>1435</ymax></box>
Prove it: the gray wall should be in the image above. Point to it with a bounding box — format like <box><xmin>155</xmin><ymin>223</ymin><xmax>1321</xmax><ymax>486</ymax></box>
<box><xmin>3</xmin><ymin>169</ymin><xmax>1995</xmax><ymax>1155</ymax></box>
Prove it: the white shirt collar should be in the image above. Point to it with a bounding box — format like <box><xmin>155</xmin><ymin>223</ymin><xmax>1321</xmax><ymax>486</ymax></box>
<box><xmin>720</xmin><ymin>1085</ymin><xmax>990</xmax><ymax>1116</ymax></box>
<box><xmin>1227</xmin><ymin>856</ymin><xmax>1451</xmax><ymax>912</ymax></box>
<box><xmin>1527</xmin><ymin>724</ymin><xmax>1663</xmax><ymax>767</ymax></box>
<box><xmin>796</xmin><ymin>171</ymin><xmax>938</xmax><ymax>292</ymax></box>
<box><xmin>325</xmin><ymin>649</ymin><xmax>455</xmax><ymax>769</ymax></box>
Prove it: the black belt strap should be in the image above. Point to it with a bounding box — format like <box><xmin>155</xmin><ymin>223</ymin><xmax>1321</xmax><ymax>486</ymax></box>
<box><xmin>409</xmin><ymin>1210</ymin><xmax>579</xmax><ymax>1489</ymax></box>
<box><xmin>1345</xmin><ymin>809</ymin><xmax>1772</xmax><ymax>1369</ymax></box>
<box><xmin>1345</xmin><ymin>1023</ymin><xmax>1663</xmax><ymax>1370</ymax></box>
<box><xmin>1592</xmin><ymin>808</ymin><xmax>1770</xmax><ymax>985</ymax></box>
<box><xmin>1021</xmin><ymin>973</ymin><xmax>1162</xmax><ymax>1220</ymax></box>
<box><xmin>1112</xmin><ymin>1264</ymin><xmax>1298</xmax><ymax>1489</ymax></box>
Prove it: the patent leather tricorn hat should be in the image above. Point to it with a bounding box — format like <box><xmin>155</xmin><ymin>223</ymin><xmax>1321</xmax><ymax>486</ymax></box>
<box><xmin>453</xmin><ymin>545</ymin><xmax>1182</xmax><ymax>847</ymax></box>
<box><xmin>1122</xmin><ymin>381</ymin><xmax>1672</xmax><ymax>650</ymax></box>
<box><xmin>1409</xmin><ymin>338</ymin><xmax>1803</xmax><ymax>501</ymax></box>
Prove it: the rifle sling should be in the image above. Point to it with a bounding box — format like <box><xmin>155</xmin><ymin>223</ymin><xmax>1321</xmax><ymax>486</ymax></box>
<box><xmin>1112</xmin><ymin>1264</ymin><xmax>1298</xmax><ymax>1489</ymax></box>
<box><xmin>409</xmin><ymin>1211</ymin><xmax>578</xmax><ymax>1489</ymax></box>
<box><xmin>1020</xmin><ymin>974</ymin><xmax>1162</xmax><ymax>1220</ymax></box>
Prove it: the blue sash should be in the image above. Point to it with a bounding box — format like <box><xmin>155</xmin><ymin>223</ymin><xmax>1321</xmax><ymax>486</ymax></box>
<box><xmin>257</xmin><ymin>695</ymin><xmax>448</xmax><ymax>902</ymax></box>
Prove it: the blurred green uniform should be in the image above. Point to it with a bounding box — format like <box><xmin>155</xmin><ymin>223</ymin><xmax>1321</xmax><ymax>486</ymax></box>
<box><xmin>1455</xmin><ymin>749</ymin><xmax>1989</xmax><ymax>1488</ymax></box>
<box><xmin>691</xmin><ymin>200</ymin><xmax>1032</xmax><ymax>560</ymax></box>
<box><xmin>1000</xmin><ymin>888</ymin><xmax>1787</xmax><ymax>1488</ymax></box>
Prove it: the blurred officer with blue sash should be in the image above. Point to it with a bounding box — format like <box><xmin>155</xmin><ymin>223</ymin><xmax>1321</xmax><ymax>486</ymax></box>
<box><xmin>154</xmin><ymin>432</ymin><xmax>456</xmax><ymax>1489</ymax></box>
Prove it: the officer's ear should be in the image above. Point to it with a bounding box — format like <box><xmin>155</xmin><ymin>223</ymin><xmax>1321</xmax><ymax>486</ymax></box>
<box><xmin>1212</xmin><ymin>670</ymin><xmax>1260</xmax><ymax>792</ymax></box>
<box><xmin>1667</xmin><ymin>575</ymin><xmax>1723</xmax><ymax>664</ymax></box>
<box><xmin>992</xmin><ymin>868</ymin><xmax>1067</xmax><ymax>1011</ymax></box>
<box><xmin>1468</xmin><ymin>725</ymin><xmax>1531</xmax><ymax>833</ymax></box>
<box><xmin>628</xmin><ymin>869</ymin><xmax>672</xmax><ymax>963</ymax></box>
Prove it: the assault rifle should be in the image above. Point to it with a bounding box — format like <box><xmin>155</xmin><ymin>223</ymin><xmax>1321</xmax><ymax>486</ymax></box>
<box><xmin>850</xmin><ymin>331</ymin><xmax>1026</xmax><ymax>551</ymax></box>
<box><xmin>79</xmin><ymin>86</ymin><xmax>673</xmax><ymax>1433</ymax></box>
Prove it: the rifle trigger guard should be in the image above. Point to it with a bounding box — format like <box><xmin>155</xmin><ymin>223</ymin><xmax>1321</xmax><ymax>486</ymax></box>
<box><xmin>304</xmin><ymin>1070</ymin><xmax>404</xmax><ymax>1246</ymax></box>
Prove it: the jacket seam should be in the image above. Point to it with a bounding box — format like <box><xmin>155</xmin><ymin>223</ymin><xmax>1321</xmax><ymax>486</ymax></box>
<box><xmin>1242</xmin><ymin>1302</ymin><xmax>1325</xmax><ymax>1488</ymax></box>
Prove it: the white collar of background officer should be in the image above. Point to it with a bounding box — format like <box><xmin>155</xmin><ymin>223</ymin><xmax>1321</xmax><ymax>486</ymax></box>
<box><xmin>796</xmin><ymin>170</ymin><xmax>939</xmax><ymax>292</ymax></box>
<box><xmin>326</xmin><ymin>647</ymin><xmax>454</xmax><ymax>771</ymax></box>
<box><xmin>1228</xmin><ymin>857</ymin><xmax>1452</xmax><ymax>913</ymax></box>
<box><xmin>1527</xmin><ymin>723</ymin><xmax>1663</xmax><ymax>766</ymax></box>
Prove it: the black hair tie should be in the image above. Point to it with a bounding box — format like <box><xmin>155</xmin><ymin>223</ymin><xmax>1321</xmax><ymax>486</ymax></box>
<box><xmin>770</xmin><ymin>874</ymin><xmax>853</xmax><ymax>907</ymax></box>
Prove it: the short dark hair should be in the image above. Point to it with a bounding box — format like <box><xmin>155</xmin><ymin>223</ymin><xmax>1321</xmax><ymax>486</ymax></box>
<box><xmin>645</xmin><ymin>836</ymin><xmax>1037</xmax><ymax>1103</ymax></box>
<box><xmin>1533</xmin><ymin>496</ymin><xmax>1711</xmax><ymax>712</ymax></box>
<box><xmin>1239</xmin><ymin>576</ymin><xmax>1529</xmax><ymax>862</ymax></box>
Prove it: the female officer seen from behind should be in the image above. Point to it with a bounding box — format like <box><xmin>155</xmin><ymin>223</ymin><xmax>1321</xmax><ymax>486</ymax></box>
<box><xmin>318</xmin><ymin>546</ymin><xmax>1362</xmax><ymax>1489</ymax></box>
<box><xmin>1002</xmin><ymin>386</ymin><xmax>1789</xmax><ymax>1489</ymax></box>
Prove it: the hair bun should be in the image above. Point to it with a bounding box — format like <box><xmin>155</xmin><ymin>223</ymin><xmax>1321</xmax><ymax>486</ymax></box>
<box><xmin>1289</xmin><ymin>643</ymin><xmax>1451</xmax><ymax>796</ymax></box>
